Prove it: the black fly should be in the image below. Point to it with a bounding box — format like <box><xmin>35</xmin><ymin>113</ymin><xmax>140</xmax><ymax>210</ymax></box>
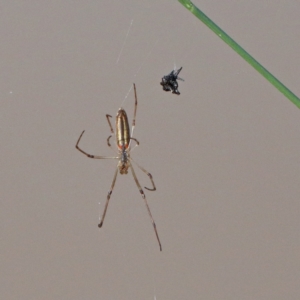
<box><xmin>160</xmin><ymin>67</ymin><xmax>184</xmax><ymax>95</ymax></box>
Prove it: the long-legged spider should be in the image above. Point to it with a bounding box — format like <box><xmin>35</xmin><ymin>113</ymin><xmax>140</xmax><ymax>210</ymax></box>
<box><xmin>75</xmin><ymin>84</ymin><xmax>162</xmax><ymax>251</ymax></box>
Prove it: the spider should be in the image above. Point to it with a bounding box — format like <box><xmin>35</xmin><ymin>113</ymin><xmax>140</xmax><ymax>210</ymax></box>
<box><xmin>75</xmin><ymin>84</ymin><xmax>162</xmax><ymax>251</ymax></box>
<box><xmin>160</xmin><ymin>66</ymin><xmax>184</xmax><ymax>95</ymax></box>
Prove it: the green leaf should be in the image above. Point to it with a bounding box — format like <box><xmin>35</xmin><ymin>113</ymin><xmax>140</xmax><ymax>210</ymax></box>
<box><xmin>178</xmin><ymin>0</ymin><xmax>300</xmax><ymax>109</ymax></box>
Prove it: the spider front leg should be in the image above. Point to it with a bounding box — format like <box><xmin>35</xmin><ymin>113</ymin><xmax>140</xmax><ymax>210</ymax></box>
<box><xmin>106</xmin><ymin>114</ymin><xmax>114</xmax><ymax>134</ymax></box>
<box><xmin>76</xmin><ymin>130</ymin><xmax>117</xmax><ymax>159</ymax></box>
<box><xmin>131</xmin><ymin>83</ymin><xmax>138</xmax><ymax>136</ymax></box>
<box><xmin>106</xmin><ymin>135</ymin><xmax>114</xmax><ymax>148</ymax></box>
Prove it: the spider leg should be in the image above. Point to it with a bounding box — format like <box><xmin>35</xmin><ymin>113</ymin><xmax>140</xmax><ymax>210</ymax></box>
<box><xmin>98</xmin><ymin>166</ymin><xmax>118</xmax><ymax>228</ymax></box>
<box><xmin>130</xmin><ymin>158</ymin><xmax>156</xmax><ymax>191</ymax></box>
<box><xmin>128</xmin><ymin>137</ymin><xmax>140</xmax><ymax>153</ymax></box>
<box><xmin>129</xmin><ymin>163</ymin><xmax>162</xmax><ymax>251</ymax></box>
<box><xmin>131</xmin><ymin>83</ymin><xmax>138</xmax><ymax>137</ymax></box>
<box><xmin>130</xmin><ymin>137</ymin><xmax>139</xmax><ymax>145</ymax></box>
<box><xmin>106</xmin><ymin>114</ymin><xmax>114</xmax><ymax>134</ymax></box>
<box><xmin>107</xmin><ymin>135</ymin><xmax>112</xmax><ymax>147</ymax></box>
<box><xmin>76</xmin><ymin>131</ymin><xmax>118</xmax><ymax>159</ymax></box>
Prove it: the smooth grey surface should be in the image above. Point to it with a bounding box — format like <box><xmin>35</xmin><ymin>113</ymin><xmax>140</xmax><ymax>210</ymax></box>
<box><xmin>1</xmin><ymin>1</ymin><xmax>300</xmax><ymax>299</ymax></box>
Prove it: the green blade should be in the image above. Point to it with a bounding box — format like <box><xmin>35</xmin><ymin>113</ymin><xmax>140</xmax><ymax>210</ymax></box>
<box><xmin>178</xmin><ymin>0</ymin><xmax>300</xmax><ymax>109</ymax></box>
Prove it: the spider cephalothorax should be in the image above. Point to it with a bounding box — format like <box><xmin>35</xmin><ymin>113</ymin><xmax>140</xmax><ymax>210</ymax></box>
<box><xmin>118</xmin><ymin>146</ymin><xmax>129</xmax><ymax>174</ymax></box>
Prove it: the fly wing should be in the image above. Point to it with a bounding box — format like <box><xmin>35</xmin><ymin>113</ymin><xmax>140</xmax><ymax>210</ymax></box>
<box><xmin>173</xmin><ymin>66</ymin><xmax>183</xmax><ymax>77</ymax></box>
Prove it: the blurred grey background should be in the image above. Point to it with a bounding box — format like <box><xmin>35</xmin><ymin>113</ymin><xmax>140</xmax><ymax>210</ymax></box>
<box><xmin>1</xmin><ymin>1</ymin><xmax>300</xmax><ymax>299</ymax></box>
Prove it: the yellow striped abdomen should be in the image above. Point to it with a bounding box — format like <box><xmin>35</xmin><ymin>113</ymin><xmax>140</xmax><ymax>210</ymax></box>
<box><xmin>116</xmin><ymin>108</ymin><xmax>130</xmax><ymax>150</ymax></box>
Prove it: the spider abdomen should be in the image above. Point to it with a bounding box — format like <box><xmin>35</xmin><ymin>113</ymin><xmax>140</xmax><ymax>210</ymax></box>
<box><xmin>116</xmin><ymin>108</ymin><xmax>130</xmax><ymax>150</ymax></box>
